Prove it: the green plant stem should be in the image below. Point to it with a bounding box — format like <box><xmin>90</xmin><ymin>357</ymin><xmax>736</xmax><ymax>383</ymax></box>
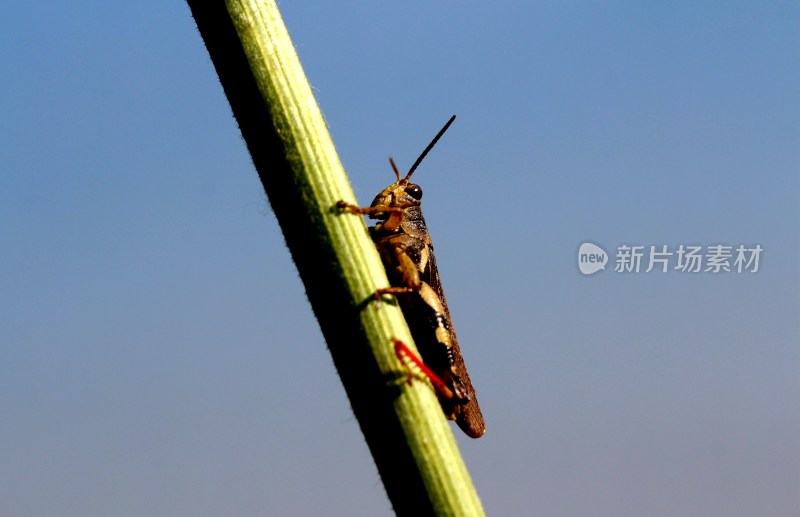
<box><xmin>186</xmin><ymin>1</ymin><xmax>485</xmax><ymax>515</ymax></box>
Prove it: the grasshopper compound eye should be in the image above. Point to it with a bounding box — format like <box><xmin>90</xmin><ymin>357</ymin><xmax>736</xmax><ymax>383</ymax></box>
<box><xmin>406</xmin><ymin>184</ymin><xmax>423</xmax><ymax>200</ymax></box>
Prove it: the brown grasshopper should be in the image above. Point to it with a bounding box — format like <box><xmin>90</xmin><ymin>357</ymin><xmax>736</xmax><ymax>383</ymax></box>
<box><xmin>336</xmin><ymin>115</ymin><xmax>485</xmax><ymax>438</ymax></box>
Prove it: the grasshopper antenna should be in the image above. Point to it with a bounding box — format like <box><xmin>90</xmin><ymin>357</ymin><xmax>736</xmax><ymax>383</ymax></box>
<box><xmin>389</xmin><ymin>157</ymin><xmax>402</xmax><ymax>182</ymax></box>
<box><xmin>405</xmin><ymin>115</ymin><xmax>456</xmax><ymax>180</ymax></box>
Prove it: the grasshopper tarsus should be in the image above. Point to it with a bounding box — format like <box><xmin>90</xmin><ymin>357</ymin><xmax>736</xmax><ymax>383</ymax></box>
<box><xmin>335</xmin><ymin>200</ymin><xmax>354</xmax><ymax>212</ymax></box>
<box><xmin>392</xmin><ymin>339</ymin><xmax>416</xmax><ymax>387</ymax></box>
<box><xmin>370</xmin><ymin>288</ymin><xmax>411</xmax><ymax>310</ymax></box>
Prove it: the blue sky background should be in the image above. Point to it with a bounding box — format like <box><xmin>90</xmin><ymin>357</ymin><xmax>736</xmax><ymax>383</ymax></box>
<box><xmin>2</xmin><ymin>2</ymin><xmax>798</xmax><ymax>515</ymax></box>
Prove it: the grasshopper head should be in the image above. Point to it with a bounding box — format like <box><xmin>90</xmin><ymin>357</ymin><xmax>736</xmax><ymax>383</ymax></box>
<box><xmin>368</xmin><ymin>115</ymin><xmax>455</xmax><ymax>219</ymax></box>
<box><xmin>368</xmin><ymin>159</ymin><xmax>423</xmax><ymax>218</ymax></box>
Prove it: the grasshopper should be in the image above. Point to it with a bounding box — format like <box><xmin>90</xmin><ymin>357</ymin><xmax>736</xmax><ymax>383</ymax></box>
<box><xmin>337</xmin><ymin>115</ymin><xmax>485</xmax><ymax>438</ymax></box>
